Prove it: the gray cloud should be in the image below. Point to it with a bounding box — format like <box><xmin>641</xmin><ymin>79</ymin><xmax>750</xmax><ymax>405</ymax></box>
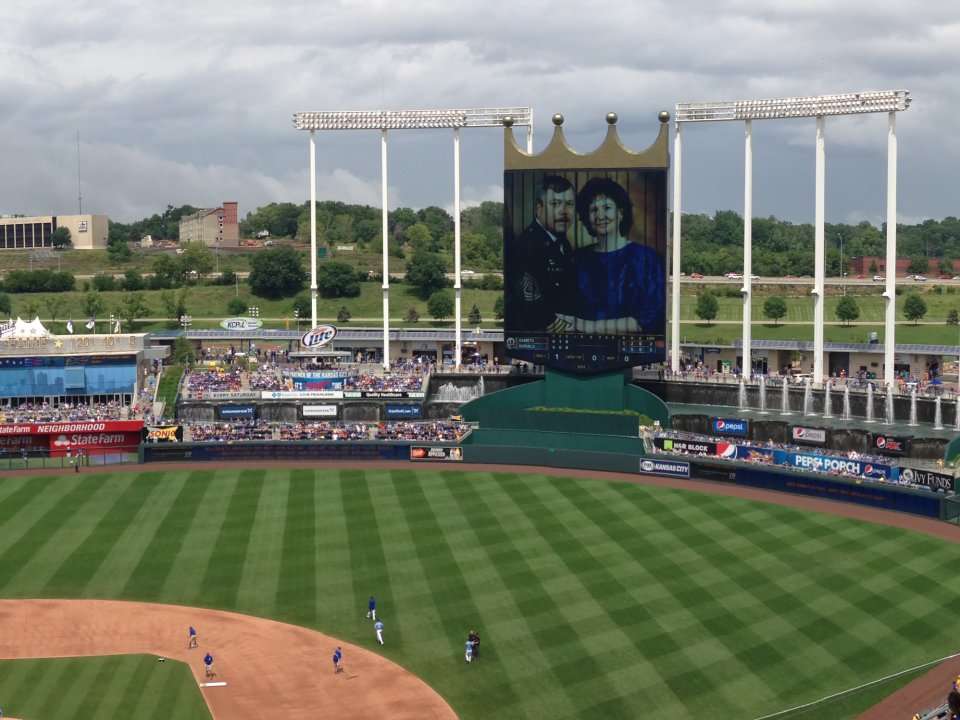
<box><xmin>0</xmin><ymin>0</ymin><xmax>956</xmax><ymax>223</ymax></box>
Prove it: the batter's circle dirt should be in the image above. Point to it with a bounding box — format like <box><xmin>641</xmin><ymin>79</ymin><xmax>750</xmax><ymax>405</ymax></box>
<box><xmin>2</xmin><ymin>459</ymin><xmax>958</xmax><ymax>718</ymax></box>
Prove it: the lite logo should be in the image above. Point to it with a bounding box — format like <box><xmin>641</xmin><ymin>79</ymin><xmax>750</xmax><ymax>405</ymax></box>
<box><xmin>301</xmin><ymin>325</ymin><xmax>338</xmax><ymax>348</ymax></box>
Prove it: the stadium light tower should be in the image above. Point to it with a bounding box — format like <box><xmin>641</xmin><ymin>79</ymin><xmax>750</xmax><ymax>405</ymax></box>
<box><xmin>673</xmin><ymin>90</ymin><xmax>910</xmax><ymax>384</ymax></box>
<box><xmin>293</xmin><ymin>107</ymin><xmax>533</xmax><ymax>369</ymax></box>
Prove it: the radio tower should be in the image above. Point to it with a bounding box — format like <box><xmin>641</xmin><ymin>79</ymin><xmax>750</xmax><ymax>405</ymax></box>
<box><xmin>76</xmin><ymin>130</ymin><xmax>82</xmax><ymax>214</ymax></box>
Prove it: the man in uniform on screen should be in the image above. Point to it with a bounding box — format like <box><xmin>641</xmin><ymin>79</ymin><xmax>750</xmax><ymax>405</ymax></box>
<box><xmin>507</xmin><ymin>174</ymin><xmax>577</xmax><ymax>332</ymax></box>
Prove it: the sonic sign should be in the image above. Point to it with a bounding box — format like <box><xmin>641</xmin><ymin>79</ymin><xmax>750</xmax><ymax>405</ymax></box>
<box><xmin>301</xmin><ymin>325</ymin><xmax>338</xmax><ymax>349</ymax></box>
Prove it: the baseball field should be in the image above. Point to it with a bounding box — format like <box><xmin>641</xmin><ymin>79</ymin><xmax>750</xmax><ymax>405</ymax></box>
<box><xmin>0</xmin><ymin>465</ymin><xmax>957</xmax><ymax>719</ymax></box>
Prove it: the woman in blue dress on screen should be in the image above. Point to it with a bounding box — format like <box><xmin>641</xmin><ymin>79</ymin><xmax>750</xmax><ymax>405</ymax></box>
<box><xmin>563</xmin><ymin>177</ymin><xmax>665</xmax><ymax>334</ymax></box>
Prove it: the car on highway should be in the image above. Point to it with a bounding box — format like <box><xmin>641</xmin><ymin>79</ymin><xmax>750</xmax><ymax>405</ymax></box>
<box><xmin>914</xmin><ymin>275</ymin><xmax>927</xmax><ymax>281</ymax></box>
<box><xmin>750</xmin><ymin>274</ymin><xmax>760</xmax><ymax>280</ymax></box>
<box><xmin>872</xmin><ymin>275</ymin><xmax>884</xmax><ymax>281</ymax></box>
<box><xmin>690</xmin><ymin>272</ymin><xmax>704</xmax><ymax>280</ymax></box>
<box><xmin>724</xmin><ymin>272</ymin><xmax>742</xmax><ymax>279</ymax></box>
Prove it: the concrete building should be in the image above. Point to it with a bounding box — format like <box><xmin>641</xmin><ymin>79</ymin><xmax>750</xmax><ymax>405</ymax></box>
<box><xmin>0</xmin><ymin>214</ymin><xmax>109</xmax><ymax>250</ymax></box>
<box><xmin>178</xmin><ymin>202</ymin><xmax>239</xmax><ymax>247</ymax></box>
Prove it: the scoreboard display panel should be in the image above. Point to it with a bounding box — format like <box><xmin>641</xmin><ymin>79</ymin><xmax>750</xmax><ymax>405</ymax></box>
<box><xmin>503</xmin><ymin>168</ymin><xmax>667</xmax><ymax>374</ymax></box>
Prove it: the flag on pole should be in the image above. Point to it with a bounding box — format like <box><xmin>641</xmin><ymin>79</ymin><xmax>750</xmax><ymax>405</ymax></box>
<box><xmin>66</xmin><ymin>319</ymin><xmax>74</xmax><ymax>334</ymax></box>
<box><xmin>85</xmin><ymin>318</ymin><xmax>95</xmax><ymax>330</ymax></box>
<box><xmin>113</xmin><ymin>318</ymin><xmax>121</xmax><ymax>334</ymax></box>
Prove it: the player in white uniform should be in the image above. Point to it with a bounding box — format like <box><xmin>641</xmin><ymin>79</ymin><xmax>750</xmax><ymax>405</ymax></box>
<box><xmin>374</xmin><ymin>619</ymin><xmax>384</xmax><ymax>645</ymax></box>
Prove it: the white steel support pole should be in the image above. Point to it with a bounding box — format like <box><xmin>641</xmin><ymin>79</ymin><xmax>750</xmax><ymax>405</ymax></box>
<box><xmin>309</xmin><ymin>131</ymin><xmax>318</xmax><ymax>328</ymax></box>
<box><xmin>670</xmin><ymin>122</ymin><xmax>682</xmax><ymax>373</ymax></box>
<box><xmin>453</xmin><ymin>127</ymin><xmax>462</xmax><ymax>369</ymax></box>
<box><xmin>883</xmin><ymin>111</ymin><xmax>897</xmax><ymax>386</ymax></box>
<box><xmin>381</xmin><ymin>129</ymin><xmax>390</xmax><ymax>370</ymax></box>
<box><xmin>742</xmin><ymin>120</ymin><xmax>753</xmax><ymax>379</ymax></box>
<box><xmin>813</xmin><ymin>116</ymin><xmax>826</xmax><ymax>384</ymax></box>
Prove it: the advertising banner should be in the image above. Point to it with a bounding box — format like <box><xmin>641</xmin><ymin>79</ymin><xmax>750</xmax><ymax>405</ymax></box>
<box><xmin>48</xmin><ymin>430</ymin><xmax>142</xmax><ymax>457</ymax></box>
<box><xmin>342</xmin><ymin>391</ymin><xmax>426</xmax><ymax>400</ymax></box>
<box><xmin>639</xmin><ymin>458</ymin><xmax>690</xmax><ymax>478</ymax></box>
<box><xmin>872</xmin><ymin>434</ymin><xmax>909</xmax><ymax>456</ymax></box>
<box><xmin>655</xmin><ymin>438</ymin><xmax>716</xmax><ymax>456</ymax></box>
<box><xmin>0</xmin><ymin>420</ymin><xmax>144</xmax><ymax>436</ymax></box>
<box><xmin>205</xmin><ymin>391</ymin><xmax>260</xmax><ymax>400</ymax></box>
<box><xmin>735</xmin><ymin>445</ymin><xmax>775</xmax><ymax>464</ymax></box>
<box><xmin>292</xmin><ymin>377</ymin><xmax>345</xmax><ymax>391</ymax></box>
<box><xmin>261</xmin><ymin>390</ymin><xmax>344</xmax><ymax>400</ymax></box>
<box><xmin>791</xmin><ymin>426</ymin><xmax>827</xmax><ymax>445</ymax></box>
<box><xmin>146</xmin><ymin>425</ymin><xmax>181</xmax><ymax>442</ymax></box>
<box><xmin>302</xmin><ymin>405</ymin><xmax>338</xmax><ymax>418</ymax></box>
<box><xmin>218</xmin><ymin>405</ymin><xmax>256</xmax><ymax>419</ymax></box>
<box><xmin>385</xmin><ymin>404</ymin><xmax>422</xmax><ymax>419</ymax></box>
<box><xmin>410</xmin><ymin>446</ymin><xmax>464</xmax><ymax>462</ymax></box>
<box><xmin>899</xmin><ymin>467</ymin><xmax>954</xmax><ymax>492</ymax></box>
<box><xmin>219</xmin><ymin>317</ymin><xmax>263</xmax><ymax>331</ymax></box>
<box><xmin>785</xmin><ymin>452</ymin><xmax>894</xmax><ymax>480</ymax></box>
<box><xmin>711</xmin><ymin>417</ymin><xmax>749</xmax><ymax>437</ymax></box>
<box><xmin>301</xmin><ymin>325</ymin><xmax>338</xmax><ymax>349</ymax></box>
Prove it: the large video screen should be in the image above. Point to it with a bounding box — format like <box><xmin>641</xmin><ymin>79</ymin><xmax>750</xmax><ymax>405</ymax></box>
<box><xmin>504</xmin><ymin>169</ymin><xmax>667</xmax><ymax>373</ymax></box>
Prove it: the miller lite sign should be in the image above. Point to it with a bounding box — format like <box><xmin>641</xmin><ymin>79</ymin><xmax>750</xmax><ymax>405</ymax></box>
<box><xmin>301</xmin><ymin>324</ymin><xmax>337</xmax><ymax>349</ymax></box>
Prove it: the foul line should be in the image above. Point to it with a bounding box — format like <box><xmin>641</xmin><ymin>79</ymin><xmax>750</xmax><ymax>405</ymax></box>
<box><xmin>750</xmin><ymin>650</ymin><xmax>960</xmax><ymax>720</ymax></box>
<box><xmin>199</xmin><ymin>681</ymin><xmax>228</xmax><ymax>688</ymax></box>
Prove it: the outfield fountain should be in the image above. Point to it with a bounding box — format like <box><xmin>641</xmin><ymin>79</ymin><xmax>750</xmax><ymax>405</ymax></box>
<box><xmin>759</xmin><ymin>377</ymin><xmax>768</xmax><ymax>414</ymax></box>
<box><xmin>865</xmin><ymin>383</ymin><xmax>875</xmax><ymax>423</ymax></box>
<box><xmin>935</xmin><ymin>395</ymin><xmax>943</xmax><ymax>430</ymax></box>
<box><xmin>738</xmin><ymin>379</ymin><xmax>747</xmax><ymax>410</ymax></box>
<box><xmin>780</xmin><ymin>379</ymin><xmax>791</xmax><ymax>415</ymax></box>
<box><xmin>908</xmin><ymin>388</ymin><xmax>917</xmax><ymax>427</ymax></box>
<box><xmin>823</xmin><ymin>380</ymin><xmax>833</xmax><ymax>418</ymax></box>
<box><xmin>886</xmin><ymin>385</ymin><xmax>896</xmax><ymax>425</ymax></box>
<box><xmin>843</xmin><ymin>385</ymin><xmax>851</xmax><ymax>421</ymax></box>
<box><xmin>803</xmin><ymin>377</ymin><xmax>814</xmax><ymax>416</ymax></box>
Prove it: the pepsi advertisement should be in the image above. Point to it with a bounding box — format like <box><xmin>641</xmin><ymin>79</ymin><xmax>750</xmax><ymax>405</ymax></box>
<box><xmin>782</xmin><ymin>451</ymin><xmax>894</xmax><ymax>481</ymax></box>
<box><xmin>711</xmin><ymin>417</ymin><xmax>749</xmax><ymax>437</ymax></box>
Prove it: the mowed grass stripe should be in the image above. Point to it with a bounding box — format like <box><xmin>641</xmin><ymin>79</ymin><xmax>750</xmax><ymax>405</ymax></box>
<box><xmin>0</xmin><ymin>476</ymin><xmax>104</xmax><ymax>593</ymax></box>
<box><xmin>121</xmin><ymin>471</ymin><xmax>217</xmax><ymax>600</ymax></box>
<box><xmin>340</xmin><ymin>469</ymin><xmax>403</xmax><ymax>646</ymax></box>
<box><xmin>488</xmin><ymin>473</ymin><xmax>679</xmax><ymax>719</ymax></box>
<box><xmin>42</xmin><ymin>472</ymin><xmax>161</xmax><ymax>596</ymax></box>
<box><xmin>275</xmin><ymin>469</ymin><xmax>317</xmax><ymax>626</ymax></box>
<box><xmin>34</xmin><ymin>653</ymin><xmax>98</xmax><ymax>718</ymax></box>
<box><xmin>199</xmin><ymin>469</ymin><xmax>267</xmax><ymax>609</ymax></box>
<box><xmin>0</xmin><ymin>475</ymin><xmax>81</xmax><ymax>558</ymax></box>
<box><xmin>234</xmin><ymin>470</ymin><xmax>289</xmax><ymax>613</ymax></box>
<box><xmin>390</xmin><ymin>470</ymin><xmax>525</xmax><ymax>712</ymax></box>
<box><xmin>71</xmin><ymin>655</ymin><xmax>128</xmax><ymax>717</ymax></box>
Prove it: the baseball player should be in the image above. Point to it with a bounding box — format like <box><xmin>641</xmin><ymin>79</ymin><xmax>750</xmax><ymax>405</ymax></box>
<box><xmin>188</xmin><ymin>625</ymin><xmax>198</xmax><ymax>649</ymax></box>
<box><xmin>464</xmin><ymin>638</ymin><xmax>474</xmax><ymax>663</ymax></box>
<box><xmin>366</xmin><ymin>595</ymin><xmax>376</xmax><ymax>621</ymax></box>
<box><xmin>374</xmin><ymin>619</ymin><xmax>384</xmax><ymax>645</ymax></box>
<box><xmin>333</xmin><ymin>646</ymin><xmax>343</xmax><ymax>673</ymax></box>
<box><xmin>203</xmin><ymin>652</ymin><xmax>214</xmax><ymax>678</ymax></box>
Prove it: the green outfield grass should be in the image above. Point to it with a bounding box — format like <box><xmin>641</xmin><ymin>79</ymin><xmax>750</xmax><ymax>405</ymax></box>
<box><xmin>0</xmin><ymin>467</ymin><xmax>955</xmax><ymax>719</ymax></box>
<box><xmin>0</xmin><ymin>654</ymin><xmax>210</xmax><ymax>719</ymax></box>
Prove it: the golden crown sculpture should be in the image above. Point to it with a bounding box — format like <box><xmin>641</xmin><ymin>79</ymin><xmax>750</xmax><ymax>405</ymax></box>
<box><xmin>503</xmin><ymin>111</ymin><xmax>670</xmax><ymax>170</ymax></box>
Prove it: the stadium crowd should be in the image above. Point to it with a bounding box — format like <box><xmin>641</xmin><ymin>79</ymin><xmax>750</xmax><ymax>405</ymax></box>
<box><xmin>184</xmin><ymin>420</ymin><xmax>469</xmax><ymax>443</ymax></box>
<box><xmin>1</xmin><ymin>400</ymin><xmax>130</xmax><ymax>423</ymax></box>
<box><xmin>185</xmin><ymin>368</ymin><xmax>244</xmax><ymax>397</ymax></box>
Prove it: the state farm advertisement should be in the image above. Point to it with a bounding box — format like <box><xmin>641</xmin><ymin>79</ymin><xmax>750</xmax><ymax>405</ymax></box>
<box><xmin>48</xmin><ymin>430</ymin><xmax>143</xmax><ymax>456</ymax></box>
<box><xmin>0</xmin><ymin>421</ymin><xmax>144</xmax><ymax>436</ymax></box>
<box><xmin>0</xmin><ymin>421</ymin><xmax>145</xmax><ymax>456</ymax></box>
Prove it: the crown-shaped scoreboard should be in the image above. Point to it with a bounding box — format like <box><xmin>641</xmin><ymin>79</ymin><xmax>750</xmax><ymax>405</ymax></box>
<box><xmin>502</xmin><ymin>112</ymin><xmax>670</xmax><ymax>374</ymax></box>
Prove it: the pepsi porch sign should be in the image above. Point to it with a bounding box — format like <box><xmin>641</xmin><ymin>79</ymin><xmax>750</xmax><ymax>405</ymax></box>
<box><xmin>792</xmin><ymin>426</ymin><xmax>826</xmax><ymax>445</ymax></box>
<box><xmin>301</xmin><ymin>325</ymin><xmax>337</xmax><ymax>349</ymax></box>
<box><xmin>711</xmin><ymin>417</ymin><xmax>749</xmax><ymax>437</ymax></box>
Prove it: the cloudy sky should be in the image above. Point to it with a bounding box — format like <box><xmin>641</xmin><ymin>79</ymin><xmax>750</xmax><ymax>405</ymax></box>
<box><xmin>1</xmin><ymin>0</ymin><xmax>956</xmax><ymax>224</ymax></box>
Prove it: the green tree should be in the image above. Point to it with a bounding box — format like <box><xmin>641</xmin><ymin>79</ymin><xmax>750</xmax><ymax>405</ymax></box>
<box><xmin>468</xmin><ymin>304</ymin><xmax>482</xmax><ymax>324</ymax></box>
<box><xmin>0</xmin><ymin>292</ymin><xmax>11</xmax><ymax>316</ymax></box>
<box><xmin>407</xmin><ymin>249</ymin><xmax>448</xmax><ymax>299</ymax></box>
<box><xmin>317</xmin><ymin>262</ymin><xmax>361</xmax><ymax>298</ymax></box>
<box><xmin>695</xmin><ymin>292</ymin><xmax>718</xmax><ymax>325</ymax></box>
<box><xmin>107</xmin><ymin>239</ymin><xmax>131</xmax><ymax>263</ymax></box>
<box><xmin>119</xmin><ymin>292</ymin><xmax>149</xmax><ymax>329</ymax></box>
<box><xmin>947</xmin><ymin>308</ymin><xmax>959</xmax><ymax>326</ymax></box>
<box><xmin>81</xmin><ymin>292</ymin><xmax>105</xmax><ymax>322</ymax></box>
<box><xmin>869</xmin><ymin>259</ymin><xmax>880</xmax><ymax>274</ymax></box>
<box><xmin>404</xmin><ymin>223</ymin><xmax>436</xmax><ymax>254</ymax></box>
<box><xmin>493</xmin><ymin>295</ymin><xmax>504</xmax><ymax>320</ymax></box>
<box><xmin>172</xmin><ymin>335</ymin><xmax>195</xmax><ymax>365</ymax></box>
<box><xmin>762</xmin><ymin>296</ymin><xmax>787</xmax><ymax>326</ymax></box>
<box><xmin>44</xmin><ymin>296</ymin><xmax>66</xmax><ymax>325</ymax></box>
<box><xmin>903</xmin><ymin>294</ymin><xmax>927</xmax><ymax>324</ymax></box>
<box><xmin>227</xmin><ymin>297</ymin><xmax>248</xmax><ymax>315</ymax></box>
<box><xmin>939</xmin><ymin>259</ymin><xmax>954</xmax><ymax>276</ymax></box>
<box><xmin>291</xmin><ymin>293</ymin><xmax>311</xmax><ymax>322</ymax></box>
<box><xmin>336</xmin><ymin>306</ymin><xmax>352</xmax><ymax>323</ymax></box>
<box><xmin>427</xmin><ymin>290</ymin><xmax>454</xmax><ymax>320</ymax></box>
<box><xmin>405</xmin><ymin>306</ymin><xmax>420</xmax><ymax>324</ymax></box>
<box><xmin>907</xmin><ymin>256</ymin><xmax>928</xmax><ymax>274</ymax></box>
<box><xmin>50</xmin><ymin>227</ymin><xmax>71</xmax><ymax>249</ymax></box>
<box><xmin>248</xmin><ymin>246</ymin><xmax>306</xmax><ymax>299</ymax></box>
<box><xmin>180</xmin><ymin>242</ymin><xmax>215</xmax><ymax>279</ymax></box>
<box><xmin>92</xmin><ymin>274</ymin><xmax>117</xmax><ymax>291</ymax></box>
<box><xmin>152</xmin><ymin>254</ymin><xmax>183</xmax><ymax>288</ymax></box>
<box><xmin>123</xmin><ymin>270</ymin><xmax>144</xmax><ymax>291</ymax></box>
<box><xmin>22</xmin><ymin>299</ymin><xmax>41</xmax><ymax>320</ymax></box>
<box><xmin>835</xmin><ymin>295</ymin><xmax>860</xmax><ymax>326</ymax></box>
